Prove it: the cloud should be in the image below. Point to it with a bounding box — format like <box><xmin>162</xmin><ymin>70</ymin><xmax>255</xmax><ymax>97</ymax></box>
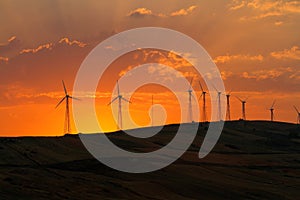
<box><xmin>119</xmin><ymin>65</ymin><xmax>133</xmax><ymax>77</ymax></box>
<box><xmin>229</xmin><ymin>0</ymin><xmax>300</xmax><ymax>21</ymax></box>
<box><xmin>127</xmin><ymin>8</ymin><xmax>164</xmax><ymax>18</ymax></box>
<box><xmin>117</xmin><ymin>50</ymin><xmax>197</xmax><ymax>81</ymax></box>
<box><xmin>214</xmin><ymin>54</ymin><xmax>264</xmax><ymax>63</ymax></box>
<box><xmin>59</xmin><ymin>37</ymin><xmax>87</xmax><ymax>47</ymax></box>
<box><xmin>20</xmin><ymin>43</ymin><xmax>53</xmax><ymax>54</ymax></box>
<box><xmin>0</xmin><ymin>56</ymin><xmax>9</xmax><ymax>63</ymax></box>
<box><xmin>0</xmin><ymin>36</ymin><xmax>22</xmax><ymax>57</ymax></box>
<box><xmin>170</xmin><ymin>5</ymin><xmax>197</xmax><ymax>16</ymax></box>
<box><xmin>19</xmin><ymin>37</ymin><xmax>87</xmax><ymax>55</ymax></box>
<box><xmin>270</xmin><ymin>46</ymin><xmax>300</xmax><ymax>60</ymax></box>
<box><xmin>156</xmin><ymin>51</ymin><xmax>194</xmax><ymax>68</ymax></box>
<box><xmin>0</xmin><ymin>35</ymin><xmax>91</xmax><ymax>98</ymax></box>
<box><xmin>241</xmin><ymin>67</ymin><xmax>294</xmax><ymax>80</ymax></box>
<box><xmin>127</xmin><ymin>5</ymin><xmax>197</xmax><ymax>18</ymax></box>
<box><xmin>239</xmin><ymin>11</ymin><xmax>283</xmax><ymax>21</ymax></box>
<box><xmin>274</xmin><ymin>21</ymin><xmax>283</xmax><ymax>26</ymax></box>
<box><xmin>146</xmin><ymin>64</ymin><xmax>183</xmax><ymax>82</ymax></box>
<box><xmin>7</xmin><ymin>36</ymin><xmax>17</xmax><ymax>43</ymax></box>
<box><xmin>288</xmin><ymin>71</ymin><xmax>300</xmax><ymax>80</ymax></box>
<box><xmin>0</xmin><ymin>36</ymin><xmax>17</xmax><ymax>47</ymax></box>
<box><xmin>229</xmin><ymin>0</ymin><xmax>247</xmax><ymax>10</ymax></box>
<box><xmin>221</xmin><ymin>71</ymin><xmax>234</xmax><ymax>80</ymax></box>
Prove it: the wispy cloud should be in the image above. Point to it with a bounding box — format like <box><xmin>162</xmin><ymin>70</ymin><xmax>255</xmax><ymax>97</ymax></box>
<box><xmin>0</xmin><ymin>36</ymin><xmax>21</xmax><ymax>57</ymax></box>
<box><xmin>241</xmin><ymin>67</ymin><xmax>294</xmax><ymax>80</ymax></box>
<box><xmin>0</xmin><ymin>56</ymin><xmax>9</xmax><ymax>63</ymax></box>
<box><xmin>20</xmin><ymin>43</ymin><xmax>53</xmax><ymax>54</ymax></box>
<box><xmin>127</xmin><ymin>8</ymin><xmax>164</xmax><ymax>18</ymax></box>
<box><xmin>59</xmin><ymin>38</ymin><xmax>87</xmax><ymax>47</ymax></box>
<box><xmin>274</xmin><ymin>21</ymin><xmax>283</xmax><ymax>26</ymax></box>
<box><xmin>127</xmin><ymin>5</ymin><xmax>197</xmax><ymax>18</ymax></box>
<box><xmin>7</xmin><ymin>36</ymin><xmax>17</xmax><ymax>43</ymax></box>
<box><xmin>214</xmin><ymin>54</ymin><xmax>264</xmax><ymax>64</ymax></box>
<box><xmin>229</xmin><ymin>0</ymin><xmax>247</xmax><ymax>10</ymax></box>
<box><xmin>119</xmin><ymin>65</ymin><xmax>133</xmax><ymax>77</ymax></box>
<box><xmin>270</xmin><ymin>46</ymin><xmax>300</xmax><ymax>60</ymax></box>
<box><xmin>0</xmin><ymin>36</ymin><xmax>17</xmax><ymax>46</ymax></box>
<box><xmin>19</xmin><ymin>37</ymin><xmax>87</xmax><ymax>55</ymax></box>
<box><xmin>229</xmin><ymin>0</ymin><xmax>300</xmax><ymax>21</ymax></box>
<box><xmin>118</xmin><ymin>50</ymin><xmax>197</xmax><ymax>81</ymax></box>
<box><xmin>170</xmin><ymin>5</ymin><xmax>197</xmax><ymax>16</ymax></box>
<box><xmin>221</xmin><ymin>71</ymin><xmax>234</xmax><ymax>80</ymax></box>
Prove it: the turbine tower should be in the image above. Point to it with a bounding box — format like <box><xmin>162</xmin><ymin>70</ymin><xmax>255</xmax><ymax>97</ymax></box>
<box><xmin>198</xmin><ymin>81</ymin><xmax>207</xmax><ymax>122</ymax></box>
<box><xmin>236</xmin><ymin>96</ymin><xmax>248</xmax><ymax>121</ymax></box>
<box><xmin>187</xmin><ymin>78</ymin><xmax>196</xmax><ymax>123</ymax></box>
<box><xmin>108</xmin><ymin>81</ymin><xmax>131</xmax><ymax>129</ymax></box>
<box><xmin>55</xmin><ymin>80</ymin><xmax>79</xmax><ymax>134</ymax></box>
<box><xmin>293</xmin><ymin>106</ymin><xmax>300</xmax><ymax>124</ymax></box>
<box><xmin>213</xmin><ymin>85</ymin><xmax>222</xmax><ymax>121</ymax></box>
<box><xmin>225</xmin><ymin>91</ymin><xmax>232</xmax><ymax>121</ymax></box>
<box><xmin>269</xmin><ymin>100</ymin><xmax>276</xmax><ymax>122</ymax></box>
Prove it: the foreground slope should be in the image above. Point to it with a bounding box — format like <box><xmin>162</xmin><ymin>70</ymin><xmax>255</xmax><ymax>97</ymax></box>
<box><xmin>0</xmin><ymin>121</ymin><xmax>299</xmax><ymax>199</ymax></box>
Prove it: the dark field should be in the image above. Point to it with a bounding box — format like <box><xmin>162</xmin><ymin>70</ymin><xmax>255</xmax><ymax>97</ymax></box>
<box><xmin>0</xmin><ymin>121</ymin><xmax>299</xmax><ymax>199</ymax></box>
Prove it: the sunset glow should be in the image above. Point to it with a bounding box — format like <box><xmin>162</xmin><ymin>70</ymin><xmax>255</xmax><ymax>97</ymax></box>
<box><xmin>1</xmin><ymin>0</ymin><xmax>299</xmax><ymax>136</ymax></box>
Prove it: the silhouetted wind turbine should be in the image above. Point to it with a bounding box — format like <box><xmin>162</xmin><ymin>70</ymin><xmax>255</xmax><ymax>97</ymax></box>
<box><xmin>55</xmin><ymin>80</ymin><xmax>79</xmax><ymax>134</ymax></box>
<box><xmin>213</xmin><ymin>85</ymin><xmax>222</xmax><ymax>121</ymax></box>
<box><xmin>269</xmin><ymin>100</ymin><xmax>276</xmax><ymax>122</ymax></box>
<box><xmin>198</xmin><ymin>81</ymin><xmax>207</xmax><ymax>122</ymax></box>
<box><xmin>187</xmin><ymin>78</ymin><xmax>196</xmax><ymax>123</ymax></box>
<box><xmin>108</xmin><ymin>81</ymin><xmax>131</xmax><ymax>129</ymax></box>
<box><xmin>293</xmin><ymin>106</ymin><xmax>300</xmax><ymax>124</ymax></box>
<box><xmin>225</xmin><ymin>91</ymin><xmax>232</xmax><ymax>121</ymax></box>
<box><xmin>236</xmin><ymin>96</ymin><xmax>249</xmax><ymax>121</ymax></box>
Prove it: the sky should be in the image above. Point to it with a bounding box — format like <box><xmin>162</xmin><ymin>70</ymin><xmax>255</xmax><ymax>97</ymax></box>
<box><xmin>0</xmin><ymin>0</ymin><xmax>300</xmax><ymax>136</ymax></box>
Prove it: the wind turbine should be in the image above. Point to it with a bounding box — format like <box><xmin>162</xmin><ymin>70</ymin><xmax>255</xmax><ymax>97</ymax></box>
<box><xmin>225</xmin><ymin>91</ymin><xmax>232</xmax><ymax>121</ymax></box>
<box><xmin>108</xmin><ymin>80</ymin><xmax>131</xmax><ymax>129</ymax></box>
<box><xmin>293</xmin><ymin>106</ymin><xmax>300</xmax><ymax>124</ymax></box>
<box><xmin>213</xmin><ymin>85</ymin><xmax>222</xmax><ymax>121</ymax></box>
<box><xmin>55</xmin><ymin>80</ymin><xmax>79</xmax><ymax>134</ymax></box>
<box><xmin>198</xmin><ymin>81</ymin><xmax>207</xmax><ymax>122</ymax></box>
<box><xmin>269</xmin><ymin>100</ymin><xmax>276</xmax><ymax>122</ymax></box>
<box><xmin>187</xmin><ymin>77</ymin><xmax>196</xmax><ymax>123</ymax></box>
<box><xmin>236</xmin><ymin>96</ymin><xmax>249</xmax><ymax>121</ymax></box>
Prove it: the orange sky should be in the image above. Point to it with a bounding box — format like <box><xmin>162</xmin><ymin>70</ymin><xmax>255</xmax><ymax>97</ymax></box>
<box><xmin>0</xmin><ymin>0</ymin><xmax>300</xmax><ymax>136</ymax></box>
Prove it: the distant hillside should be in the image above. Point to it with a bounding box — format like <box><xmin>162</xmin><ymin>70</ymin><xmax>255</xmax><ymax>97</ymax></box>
<box><xmin>0</xmin><ymin>121</ymin><xmax>299</xmax><ymax>199</ymax></box>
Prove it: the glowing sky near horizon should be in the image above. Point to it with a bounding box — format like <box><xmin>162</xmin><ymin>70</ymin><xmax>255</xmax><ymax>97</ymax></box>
<box><xmin>0</xmin><ymin>0</ymin><xmax>300</xmax><ymax>136</ymax></box>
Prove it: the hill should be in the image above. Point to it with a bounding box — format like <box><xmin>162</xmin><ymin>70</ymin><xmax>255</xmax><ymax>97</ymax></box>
<box><xmin>0</xmin><ymin>121</ymin><xmax>299</xmax><ymax>199</ymax></box>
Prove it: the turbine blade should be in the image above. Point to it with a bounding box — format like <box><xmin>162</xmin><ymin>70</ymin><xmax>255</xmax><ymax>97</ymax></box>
<box><xmin>245</xmin><ymin>96</ymin><xmax>250</xmax><ymax>102</ymax></box>
<box><xmin>294</xmin><ymin>106</ymin><xmax>299</xmax><ymax>114</ymax></box>
<box><xmin>62</xmin><ymin>80</ymin><xmax>68</xmax><ymax>95</ymax></box>
<box><xmin>190</xmin><ymin>77</ymin><xmax>194</xmax><ymax>85</ymax></box>
<box><xmin>70</xmin><ymin>96</ymin><xmax>80</xmax><ymax>101</ymax></box>
<box><xmin>107</xmin><ymin>96</ymin><xmax>118</xmax><ymax>106</ymax></box>
<box><xmin>212</xmin><ymin>84</ymin><xmax>218</xmax><ymax>92</ymax></box>
<box><xmin>55</xmin><ymin>97</ymin><xmax>66</xmax><ymax>108</ymax></box>
<box><xmin>188</xmin><ymin>77</ymin><xmax>194</xmax><ymax>89</ymax></box>
<box><xmin>122</xmin><ymin>97</ymin><xmax>132</xmax><ymax>103</ymax></box>
<box><xmin>191</xmin><ymin>94</ymin><xmax>197</xmax><ymax>102</ymax></box>
<box><xmin>235</xmin><ymin>96</ymin><xmax>243</xmax><ymax>102</ymax></box>
<box><xmin>199</xmin><ymin>81</ymin><xmax>204</xmax><ymax>92</ymax></box>
<box><xmin>271</xmin><ymin>100</ymin><xmax>276</xmax><ymax>108</ymax></box>
<box><xmin>198</xmin><ymin>93</ymin><xmax>203</xmax><ymax>101</ymax></box>
<box><xmin>117</xmin><ymin>80</ymin><xmax>120</xmax><ymax>96</ymax></box>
